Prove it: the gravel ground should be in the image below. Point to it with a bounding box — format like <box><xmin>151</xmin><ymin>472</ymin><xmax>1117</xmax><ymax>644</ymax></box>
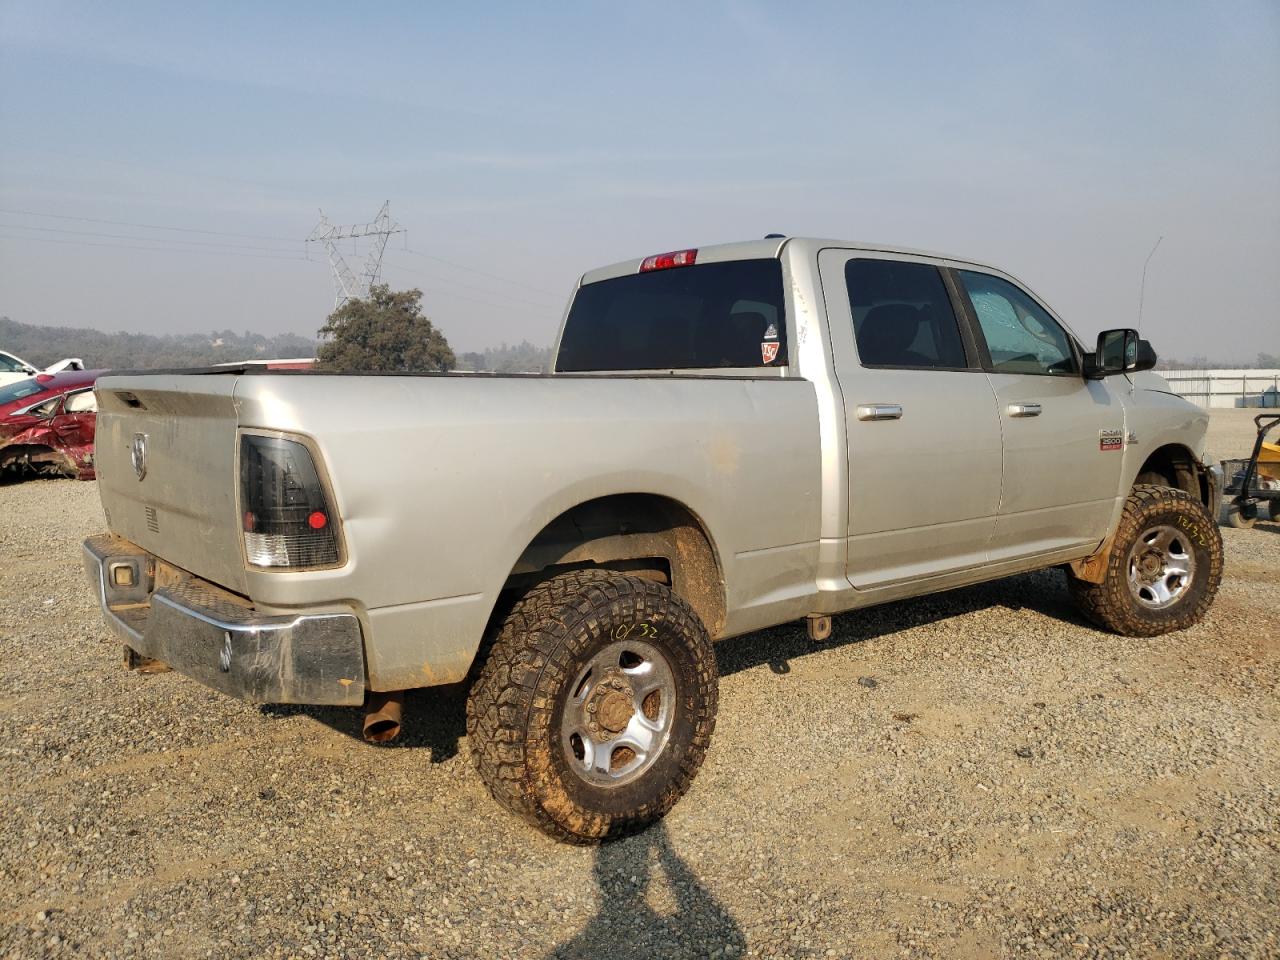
<box><xmin>1</xmin><ymin>409</ymin><xmax>1277</xmax><ymax>959</ymax></box>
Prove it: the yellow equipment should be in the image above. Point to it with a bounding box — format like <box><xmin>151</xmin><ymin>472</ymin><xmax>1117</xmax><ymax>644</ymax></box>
<box><xmin>1257</xmin><ymin>441</ymin><xmax>1280</xmax><ymax>483</ymax></box>
<box><xmin>1223</xmin><ymin>414</ymin><xmax>1280</xmax><ymax>527</ymax></box>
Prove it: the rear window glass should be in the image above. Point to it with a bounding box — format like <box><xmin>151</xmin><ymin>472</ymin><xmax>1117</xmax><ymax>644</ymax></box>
<box><xmin>0</xmin><ymin>380</ymin><xmax>45</xmax><ymax>404</ymax></box>
<box><xmin>556</xmin><ymin>259</ymin><xmax>787</xmax><ymax>372</ymax></box>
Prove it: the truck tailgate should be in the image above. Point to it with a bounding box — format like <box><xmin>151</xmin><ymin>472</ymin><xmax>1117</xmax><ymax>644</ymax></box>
<box><xmin>94</xmin><ymin>374</ymin><xmax>248</xmax><ymax>595</ymax></box>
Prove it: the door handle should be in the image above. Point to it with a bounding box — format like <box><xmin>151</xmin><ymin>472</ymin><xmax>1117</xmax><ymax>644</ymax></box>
<box><xmin>1007</xmin><ymin>402</ymin><xmax>1042</xmax><ymax>417</ymax></box>
<box><xmin>856</xmin><ymin>404</ymin><xmax>903</xmax><ymax>421</ymax></box>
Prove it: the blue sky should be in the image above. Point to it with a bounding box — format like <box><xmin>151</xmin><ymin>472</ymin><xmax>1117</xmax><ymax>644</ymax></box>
<box><xmin>1</xmin><ymin>0</ymin><xmax>1277</xmax><ymax>358</ymax></box>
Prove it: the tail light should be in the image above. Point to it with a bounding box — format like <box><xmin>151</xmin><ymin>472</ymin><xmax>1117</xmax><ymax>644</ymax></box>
<box><xmin>239</xmin><ymin>434</ymin><xmax>340</xmax><ymax>569</ymax></box>
<box><xmin>639</xmin><ymin>249</ymin><xmax>697</xmax><ymax>272</ymax></box>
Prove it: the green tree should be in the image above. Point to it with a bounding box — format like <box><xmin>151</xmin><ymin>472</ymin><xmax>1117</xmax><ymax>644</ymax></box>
<box><xmin>316</xmin><ymin>285</ymin><xmax>455</xmax><ymax>373</ymax></box>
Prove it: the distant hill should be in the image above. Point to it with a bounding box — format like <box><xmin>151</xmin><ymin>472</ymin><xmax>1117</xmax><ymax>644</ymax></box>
<box><xmin>0</xmin><ymin>316</ymin><xmax>316</xmax><ymax>370</ymax></box>
<box><xmin>456</xmin><ymin>340</ymin><xmax>554</xmax><ymax>374</ymax></box>
<box><xmin>3</xmin><ymin>315</ymin><xmax>559</xmax><ymax>374</ymax></box>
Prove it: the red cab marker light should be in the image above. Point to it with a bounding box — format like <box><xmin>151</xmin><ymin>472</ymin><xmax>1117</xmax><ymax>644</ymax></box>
<box><xmin>639</xmin><ymin>248</ymin><xmax>697</xmax><ymax>272</ymax></box>
<box><xmin>308</xmin><ymin>511</ymin><xmax>328</xmax><ymax>530</ymax></box>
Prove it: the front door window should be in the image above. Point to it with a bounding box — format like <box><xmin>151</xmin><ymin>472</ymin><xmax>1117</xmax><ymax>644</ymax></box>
<box><xmin>956</xmin><ymin>271</ymin><xmax>1076</xmax><ymax>376</ymax></box>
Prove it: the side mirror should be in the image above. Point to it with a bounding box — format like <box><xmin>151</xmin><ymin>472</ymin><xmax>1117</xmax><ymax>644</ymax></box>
<box><xmin>21</xmin><ymin>365</ymin><xmax>37</xmax><ymax>375</ymax></box>
<box><xmin>1084</xmin><ymin>328</ymin><xmax>1158</xmax><ymax>379</ymax></box>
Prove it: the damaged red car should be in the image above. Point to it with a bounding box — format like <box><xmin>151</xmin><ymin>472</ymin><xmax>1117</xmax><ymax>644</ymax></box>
<box><xmin>0</xmin><ymin>369</ymin><xmax>104</xmax><ymax>480</ymax></box>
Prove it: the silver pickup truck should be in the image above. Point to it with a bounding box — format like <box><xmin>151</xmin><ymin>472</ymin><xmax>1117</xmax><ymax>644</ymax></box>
<box><xmin>84</xmin><ymin>237</ymin><xmax>1223</xmax><ymax>842</ymax></box>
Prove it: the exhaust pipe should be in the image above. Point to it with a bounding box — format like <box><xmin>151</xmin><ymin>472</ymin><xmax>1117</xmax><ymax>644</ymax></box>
<box><xmin>363</xmin><ymin>690</ymin><xmax>404</xmax><ymax>743</ymax></box>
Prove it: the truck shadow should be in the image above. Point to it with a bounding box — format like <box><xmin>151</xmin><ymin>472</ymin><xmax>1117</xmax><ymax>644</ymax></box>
<box><xmin>260</xmin><ymin>683</ymin><xmax>468</xmax><ymax>763</ymax></box>
<box><xmin>269</xmin><ymin>568</ymin><xmax>1079</xmax><ymax>754</ymax></box>
<box><xmin>546</xmin><ymin>822</ymin><xmax>745</xmax><ymax>960</ymax></box>
<box><xmin>1240</xmin><ymin>519</ymin><xmax>1280</xmax><ymax>535</ymax></box>
<box><xmin>716</xmin><ymin>567</ymin><xmax>1080</xmax><ymax>678</ymax></box>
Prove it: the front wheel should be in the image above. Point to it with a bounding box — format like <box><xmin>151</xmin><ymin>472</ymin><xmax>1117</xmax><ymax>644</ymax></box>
<box><xmin>1068</xmin><ymin>484</ymin><xmax>1223</xmax><ymax>637</ymax></box>
<box><xmin>466</xmin><ymin>570</ymin><xmax>718</xmax><ymax>842</ymax></box>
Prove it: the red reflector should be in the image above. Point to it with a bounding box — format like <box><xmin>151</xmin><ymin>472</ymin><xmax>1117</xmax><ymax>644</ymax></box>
<box><xmin>35</xmin><ymin>374</ymin><xmax>53</xmax><ymax>383</ymax></box>
<box><xmin>639</xmin><ymin>248</ymin><xmax>697</xmax><ymax>272</ymax></box>
<box><xmin>243</xmin><ymin>511</ymin><xmax>256</xmax><ymax>532</ymax></box>
<box><xmin>307</xmin><ymin>511</ymin><xmax>328</xmax><ymax>530</ymax></box>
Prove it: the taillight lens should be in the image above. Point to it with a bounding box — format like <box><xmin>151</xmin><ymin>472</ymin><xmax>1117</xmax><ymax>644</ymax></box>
<box><xmin>239</xmin><ymin>435</ymin><xmax>340</xmax><ymax>568</ymax></box>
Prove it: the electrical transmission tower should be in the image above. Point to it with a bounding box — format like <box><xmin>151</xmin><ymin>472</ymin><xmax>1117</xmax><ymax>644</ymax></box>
<box><xmin>306</xmin><ymin>201</ymin><xmax>404</xmax><ymax>308</ymax></box>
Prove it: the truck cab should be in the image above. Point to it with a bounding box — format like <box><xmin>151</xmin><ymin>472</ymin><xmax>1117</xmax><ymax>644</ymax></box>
<box><xmin>553</xmin><ymin>238</ymin><xmax>1215</xmax><ymax>609</ymax></box>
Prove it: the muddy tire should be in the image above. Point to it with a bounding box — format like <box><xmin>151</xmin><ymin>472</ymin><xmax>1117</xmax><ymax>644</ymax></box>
<box><xmin>465</xmin><ymin>570</ymin><xmax>718</xmax><ymax>843</ymax></box>
<box><xmin>1224</xmin><ymin>502</ymin><xmax>1255</xmax><ymax>529</ymax></box>
<box><xmin>1068</xmin><ymin>484</ymin><xmax>1223</xmax><ymax>637</ymax></box>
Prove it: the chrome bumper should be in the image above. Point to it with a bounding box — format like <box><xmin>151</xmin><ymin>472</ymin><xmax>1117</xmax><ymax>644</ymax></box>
<box><xmin>83</xmin><ymin>533</ymin><xmax>366</xmax><ymax>706</ymax></box>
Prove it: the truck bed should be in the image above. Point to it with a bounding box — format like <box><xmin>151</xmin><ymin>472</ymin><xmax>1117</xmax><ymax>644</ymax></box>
<box><xmin>94</xmin><ymin>369</ymin><xmax>824</xmax><ymax>688</ymax></box>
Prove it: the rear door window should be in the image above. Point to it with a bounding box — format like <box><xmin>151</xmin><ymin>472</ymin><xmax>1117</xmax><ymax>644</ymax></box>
<box><xmin>844</xmin><ymin>259</ymin><xmax>969</xmax><ymax>369</ymax></box>
<box><xmin>556</xmin><ymin>259</ymin><xmax>787</xmax><ymax>372</ymax></box>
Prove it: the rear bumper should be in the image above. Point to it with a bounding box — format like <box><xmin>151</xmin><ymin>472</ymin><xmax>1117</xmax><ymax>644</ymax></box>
<box><xmin>83</xmin><ymin>533</ymin><xmax>366</xmax><ymax>706</ymax></box>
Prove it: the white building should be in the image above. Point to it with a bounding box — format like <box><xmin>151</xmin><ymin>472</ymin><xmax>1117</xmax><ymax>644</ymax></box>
<box><xmin>1161</xmin><ymin>369</ymin><xmax>1280</xmax><ymax>409</ymax></box>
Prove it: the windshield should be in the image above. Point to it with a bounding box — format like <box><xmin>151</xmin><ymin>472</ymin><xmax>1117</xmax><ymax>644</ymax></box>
<box><xmin>556</xmin><ymin>259</ymin><xmax>787</xmax><ymax>372</ymax></box>
<box><xmin>0</xmin><ymin>380</ymin><xmax>45</xmax><ymax>404</ymax></box>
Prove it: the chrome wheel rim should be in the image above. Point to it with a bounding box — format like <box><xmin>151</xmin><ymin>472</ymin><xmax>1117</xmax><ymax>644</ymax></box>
<box><xmin>1126</xmin><ymin>524</ymin><xmax>1196</xmax><ymax>610</ymax></box>
<box><xmin>560</xmin><ymin>639</ymin><xmax>676</xmax><ymax>788</ymax></box>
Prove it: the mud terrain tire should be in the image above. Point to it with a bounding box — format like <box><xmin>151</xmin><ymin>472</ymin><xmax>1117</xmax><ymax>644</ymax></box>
<box><xmin>466</xmin><ymin>570</ymin><xmax>718</xmax><ymax>843</ymax></box>
<box><xmin>1068</xmin><ymin>484</ymin><xmax>1223</xmax><ymax>637</ymax></box>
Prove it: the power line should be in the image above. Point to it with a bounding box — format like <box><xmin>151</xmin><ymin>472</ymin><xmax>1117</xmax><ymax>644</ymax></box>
<box><xmin>0</xmin><ymin>221</ymin><xmax>306</xmax><ymax>254</ymax></box>
<box><xmin>3</xmin><ymin>204</ymin><xmax>568</xmax><ymax>301</ymax></box>
<box><xmin>402</xmin><ymin>247</ymin><xmax>564</xmax><ymax>299</ymax></box>
<box><xmin>381</xmin><ymin>256</ymin><xmax>561</xmax><ymax>310</ymax></box>
<box><xmin>380</xmin><ymin>261</ymin><xmax>559</xmax><ymax>315</ymax></box>
<box><xmin>0</xmin><ymin>232</ymin><xmax>312</xmax><ymax>262</ymax></box>
<box><xmin>0</xmin><ymin>206</ymin><xmax>301</xmax><ymax>242</ymax></box>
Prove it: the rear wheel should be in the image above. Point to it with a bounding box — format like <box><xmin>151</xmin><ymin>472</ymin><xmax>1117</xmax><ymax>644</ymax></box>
<box><xmin>466</xmin><ymin>570</ymin><xmax>718</xmax><ymax>842</ymax></box>
<box><xmin>1068</xmin><ymin>484</ymin><xmax>1223</xmax><ymax>636</ymax></box>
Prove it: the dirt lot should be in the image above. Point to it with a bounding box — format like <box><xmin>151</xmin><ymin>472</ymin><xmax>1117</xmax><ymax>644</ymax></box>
<box><xmin>1</xmin><ymin>410</ymin><xmax>1277</xmax><ymax>959</ymax></box>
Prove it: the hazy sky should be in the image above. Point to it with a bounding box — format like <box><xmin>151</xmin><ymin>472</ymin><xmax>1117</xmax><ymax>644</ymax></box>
<box><xmin>1</xmin><ymin>1</ymin><xmax>1277</xmax><ymax>359</ymax></box>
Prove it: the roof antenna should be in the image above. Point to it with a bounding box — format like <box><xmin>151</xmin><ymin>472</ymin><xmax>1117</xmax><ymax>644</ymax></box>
<box><xmin>1136</xmin><ymin>235</ymin><xmax>1163</xmax><ymax>336</ymax></box>
<box><xmin>1131</xmin><ymin>235</ymin><xmax>1163</xmax><ymax>393</ymax></box>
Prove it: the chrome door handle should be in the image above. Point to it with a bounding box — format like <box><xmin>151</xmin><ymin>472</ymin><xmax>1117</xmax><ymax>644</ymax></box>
<box><xmin>1007</xmin><ymin>402</ymin><xmax>1042</xmax><ymax>417</ymax></box>
<box><xmin>856</xmin><ymin>404</ymin><xmax>903</xmax><ymax>421</ymax></box>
